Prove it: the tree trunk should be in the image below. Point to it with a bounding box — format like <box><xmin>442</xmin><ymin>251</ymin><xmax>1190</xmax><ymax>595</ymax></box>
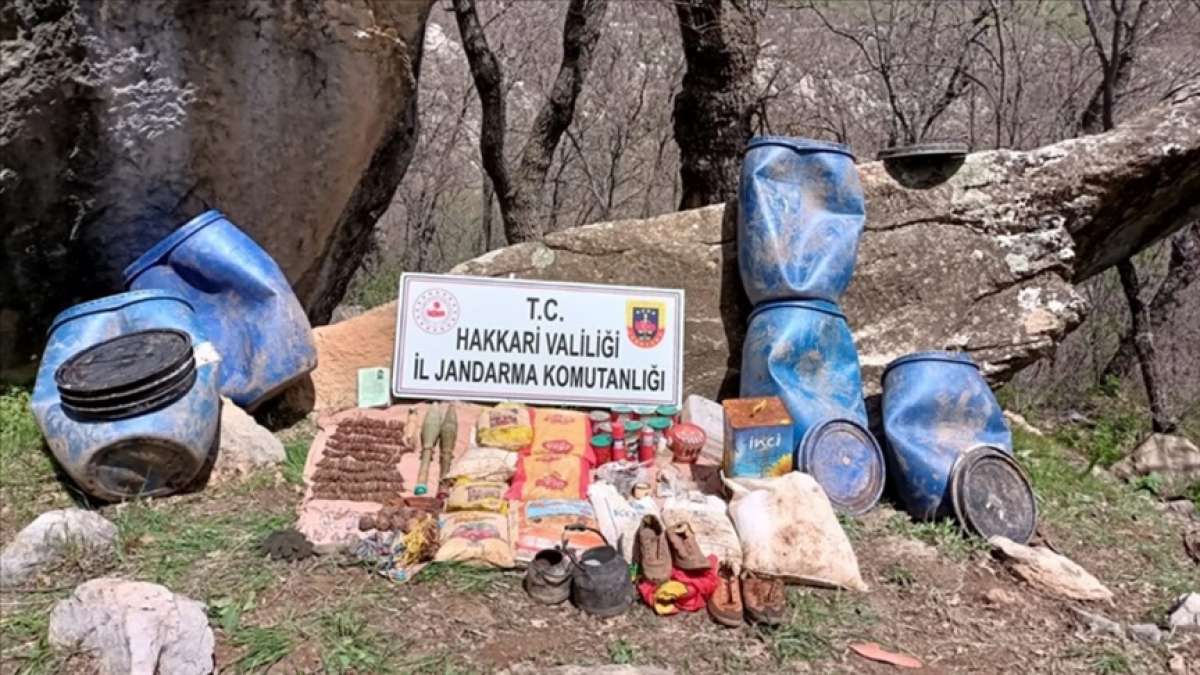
<box><xmin>1101</xmin><ymin>222</ymin><xmax>1200</xmax><ymax>379</ymax></box>
<box><xmin>673</xmin><ymin>0</ymin><xmax>763</xmax><ymax>210</ymax></box>
<box><xmin>1116</xmin><ymin>259</ymin><xmax>1175</xmax><ymax>432</ymax></box>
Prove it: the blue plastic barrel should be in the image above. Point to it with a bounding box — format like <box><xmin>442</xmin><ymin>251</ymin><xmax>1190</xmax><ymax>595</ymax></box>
<box><xmin>124</xmin><ymin>210</ymin><xmax>317</xmax><ymax>409</ymax></box>
<box><xmin>739</xmin><ymin>299</ymin><xmax>884</xmax><ymax>515</ymax></box>
<box><xmin>32</xmin><ymin>291</ymin><xmax>221</xmax><ymax>501</ymax></box>
<box><xmin>881</xmin><ymin>351</ymin><xmax>1036</xmax><ymax>543</ymax></box>
<box><xmin>738</xmin><ymin>137</ymin><xmax>865</xmax><ymax>306</ymax></box>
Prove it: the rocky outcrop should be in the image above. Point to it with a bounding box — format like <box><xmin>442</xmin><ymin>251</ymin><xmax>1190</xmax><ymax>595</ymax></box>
<box><xmin>298</xmin><ymin>81</ymin><xmax>1199</xmax><ymax>408</ymax></box>
<box><xmin>0</xmin><ymin>0</ymin><xmax>434</xmax><ymax>377</ymax></box>
<box><xmin>210</xmin><ymin>398</ymin><xmax>286</xmax><ymax>481</ymax></box>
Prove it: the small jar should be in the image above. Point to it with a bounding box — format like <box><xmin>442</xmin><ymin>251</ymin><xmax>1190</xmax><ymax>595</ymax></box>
<box><xmin>656</xmin><ymin>404</ymin><xmax>681</xmax><ymax>424</ymax></box>
<box><xmin>591</xmin><ymin>433</ymin><xmax>613</xmax><ymax>465</ymax></box>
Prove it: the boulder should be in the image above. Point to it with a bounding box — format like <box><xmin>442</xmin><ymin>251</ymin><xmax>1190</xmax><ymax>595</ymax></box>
<box><xmin>210</xmin><ymin>398</ymin><xmax>286</xmax><ymax>481</ymax></box>
<box><xmin>989</xmin><ymin>536</ymin><xmax>1113</xmax><ymax>601</ymax></box>
<box><xmin>299</xmin><ymin>86</ymin><xmax>1200</xmax><ymax>408</ymax></box>
<box><xmin>1110</xmin><ymin>433</ymin><xmax>1200</xmax><ymax>499</ymax></box>
<box><xmin>1070</xmin><ymin>608</ymin><xmax>1123</xmax><ymax>638</ymax></box>
<box><xmin>0</xmin><ymin>508</ymin><xmax>118</xmax><ymax>589</ymax></box>
<box><xmin>0</xmin><ymin>0</ymin><xmax>435</xmax><ymax>378</ymax></box>
<box><xmin>1168</xmin><ymin>592</ymin><xmax>1200</xmax><ymax>633</ymax></box>
<box><xmin>48</xmin><ymin>577</ymin><xmax>213</xmax><ymax>675</ymax></box>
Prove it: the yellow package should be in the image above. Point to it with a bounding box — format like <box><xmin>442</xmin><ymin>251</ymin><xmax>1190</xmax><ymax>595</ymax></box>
<box><xmin>476</xmin><ymin>405</ymin><xmax>534</xmax><ymax>450</ymax></box>
<box><xmin>435</xmin><ymin>511</ymin><xmax>514</xmax><ymax>568</ymax></box>
<box><xmin>446</xmin><ymin>481</ymin><xmax>508</xmax><ymax>513</ymax></box>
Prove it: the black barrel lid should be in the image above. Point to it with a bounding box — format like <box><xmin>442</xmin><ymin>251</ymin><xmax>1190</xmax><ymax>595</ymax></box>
<box><xmin>876</xmin><ymin>142</ymin><xmax>968</xmax><ymax>160</ymax></box>
<box><xmin>60</xmin><ymin>366</ymin><xmax>197</xmax><ymax>421</ymax></box>
<box><xmin>951</xmin><ymin>446</ymin><xmax>1037</xmax><ymax>544</ymax></box>
<box><xmin>55</xmin><ymin>329</ymin><xmax>193</xmax><ymax>398</ymax></box>
<box><xmin>877</xmin><ymin>141</ymin><xmax>969</xmax><ymax>189</ymax></box>
<box><xmin>798</xmin><ymin>419</ymin><xmax>885</xmax><ymax>516</ymax></box>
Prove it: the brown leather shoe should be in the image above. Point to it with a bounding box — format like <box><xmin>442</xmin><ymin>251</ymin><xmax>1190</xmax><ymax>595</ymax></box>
<box><xmin>708</xmin><ymin>562</ymin><xmax>744</xmax><ymax>627</ymax></box>
<box><xmin>742</xmin><ymin>571</ymin><xmax>786</xmax><ymax>626</ymax></box>
<box><xmin>636</xmin><ymin>515</ymin><xmax>672</xmax><ymax>583</ymax></box>
<box><xmin>667</xmin><ymin>521</ymin><xmax>710</xmax><ymax>571</ymax></box>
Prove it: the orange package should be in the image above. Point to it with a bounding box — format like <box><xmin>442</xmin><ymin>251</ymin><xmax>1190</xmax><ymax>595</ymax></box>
<box><xmin>508</xmin><ymin>408</ymin><xmax>593</xmax><ymax>501</ymax></box>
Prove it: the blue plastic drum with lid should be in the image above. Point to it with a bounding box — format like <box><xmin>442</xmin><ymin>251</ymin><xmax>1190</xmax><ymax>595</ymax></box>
<box><xmin>32</xmin><ymin>290</ymin><xmax>221</xmax><ymax>501</ymax></box>
<box><xmin>124</xmin><ymin>210</ymin><xmax>317</xmax><ymax>409</ymax></box>
<box><xmin>881</xmin><ymin>351</ymin><xmax>1037</xmax><ymax>543</ymax></box>
<box><xmin>739</xmin><ymin>299</ymin><xmax>884</xmax><ymax>515</ymax></box>
<box><xmin>738</xmin><ymin>137</ymin><xmax>865</xmax><ymax>306</ymax></box>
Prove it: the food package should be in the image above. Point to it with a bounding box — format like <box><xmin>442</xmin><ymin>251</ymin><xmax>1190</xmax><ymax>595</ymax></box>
<box><xmin>476</xmin><ymin>405</ymin><xmax>534</xmax><ymax>450</ymax></box>
<box><xmin>724</xmin><ymin>472</ymin><xmax>867</xmax><ymax>591</ymax></box>
<box><xmin>445</xmin><ymin>481</ymin><xmax>508</xmax><ymax>513</ymax></box>
<box><xmin>445</xmin><ymin>446</ymin><xmax>519</xmax><ymax>484</ymax></box>
<box><xmin>509</xmin><ymin>453</ymin><xmax>590</xmax><ymax>501</ymax></box>
<box><xmin>434</xmin><ymin>510</ymin><xmax>515</xmax><ymax>568</ymax></box>
<box><xmin>661</xmin><ymin>492</ymin><xmax>743</xmax><ymax>569</ymax></box>
<box><xmin>587</xmin><ymin>482</ymin><xmax>660</xmax><ymax>562</ymax></box>
<box><xmin>512</xmin><ymin>499</ymin><xmax>606</xmax><ymax>565</ymax></box>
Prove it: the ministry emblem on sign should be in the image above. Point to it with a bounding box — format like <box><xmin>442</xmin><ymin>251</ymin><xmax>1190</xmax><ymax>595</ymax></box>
<box><xmin>412</xmin><ymin>288</ymin><xmax>461</xmax><ymax>334</ymax></box>
<box><xmin>626</xmin><ymin>300</ymin><xmax>665</xmax><ymax>348</ymax></box>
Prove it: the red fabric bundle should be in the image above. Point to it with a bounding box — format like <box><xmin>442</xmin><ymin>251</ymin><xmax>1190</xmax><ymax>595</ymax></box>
<box><xmin>637</xmin><ymin>555</ymin><xmax>719</xmax><ymax>614</ymax></box>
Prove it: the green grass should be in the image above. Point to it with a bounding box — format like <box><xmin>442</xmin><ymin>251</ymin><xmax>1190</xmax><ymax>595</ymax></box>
<box><xmin>317</xmin><ymin>608</ymin><xmax>392</xmax><ymax>675</ymax></box>
<box><xmin>758</xmin><ymin>590</ymin><xmax>875</xmax><ymax>664</ymax></box>
<box><xmin>881</xmin><ymin>562</ymin><xmax>916</xmax><ymax>588</ymax></box>
<box><xmin>607</xmin><ymin>639</ymin><xmax>638</xmax><ymax>665</ymax></box>
<box><xmin>415</xmin><ymin>562</ymin><xmax>510</xmax><ymax>593</ymax></box>
<box><xmin>343</xmin><ymin>260</ymin><xmax>403</xmax><ymax>310</ymax></box>
<box><xmin>1090</xmin><ymin>650</ymin><xmax>1132</xmax><ymax>674</ymax></box>
<box><xmin>0</xmin><ymin>388</ymin><xmax>77</xmax><ymax>534</ymax></box>
<box><xmin>228</xmin><ymin>625</ymin><xmax>294</xmax><ymax>673</ymax></box>
<box><xmin>282</xmin><ymin>435</ymin><xmax>312</xmax><ymax>486</ymax></box>
<box><xmin>1046</xmin><ymin>384</ymin><xmax>1147</xmax><ymax>470</ymax></box>
<box><xmin>884</xmin><ymin>514</ymin><xmax>988</xmax><ymax>561</ymax></box>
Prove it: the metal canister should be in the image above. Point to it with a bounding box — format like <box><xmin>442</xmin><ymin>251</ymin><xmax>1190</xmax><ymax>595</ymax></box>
<box><xmin>610</xmin><ymin>405</ymin><xmax>633</xmax><ymax>422</ymax></box>
<box><xmin>722</xmin><ymin>397</ymin><xmax>795</xmax><ymax>479</ymax></box>
<box><xmin>881</xmin><ymin>351</ymin><xmax>1036</xmax><ymax>543</ymax></box>
<box><xmin>589</xmin><ymin>410</ymin><xmax>611</xmax><ymax>426</ymax></box>
<box><xmin>591</xmin><ymin>433</ymin><xmax>613</xmax><ymax>466</ymax></box>
<box><xmin>644</xmin><ymin>416</ymin><xmax>671</xmax><ymax>445</ymax></box>
<box><xmin>656</xmin><ymin>404</ymin><xmax>681</xmax><ymax>424</ymax></box>
<box><xmin>633</xmin><ymin>405</ymin><xmax>658</xmax><ymax>420</ymax></box>
<box><xmin>611</xmin><ymin>421</ymin><xmax>627</xmax><ymax>461</ymax></box>
<box><xmin>638</xmin><ymin>426</ymin><xmax>655</xmax><ymax>463</ymax></box>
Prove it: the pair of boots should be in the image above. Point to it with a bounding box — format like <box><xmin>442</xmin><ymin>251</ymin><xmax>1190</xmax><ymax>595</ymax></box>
<box><xmin>635</xmin><ymin>516</ymin><xmax>709</xmax><ymax>583</ymax></box>
<box><xmin>707</xmin><ymin>563</ymin><xmax>787</xmax><ymax>627</ymax></box>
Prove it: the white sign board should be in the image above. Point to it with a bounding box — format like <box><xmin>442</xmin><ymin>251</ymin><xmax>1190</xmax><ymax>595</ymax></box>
<box><xmin>392</xmin><ymin>273</ymin><xmax>684</xmax><ymax>407</ymax></box>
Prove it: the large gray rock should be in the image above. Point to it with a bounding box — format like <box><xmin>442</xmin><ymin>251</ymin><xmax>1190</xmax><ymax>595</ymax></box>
<box><xmin>48</xmin><ymin>577</ymin><xmax>213</xmax><ymax>675</ymax></box>
<box><xmin>0</xmin><ymin>0</ymin><xmax>434</xmax><ymax>377</ymax></box>
<box><xmin>989</xmin><ymin>536</ymin><xmax>1113</xmax><ymax>602</ymax></box>
<box><xmin>1111</xmin><ymin>433</ymin><xmax>1200</xmax><ymax>499</ymax></box>
<box><xmin>0</xmin><ymin>508</ymin><xmax>118</xmax><ymax>589</ymax></box>
<box><xmin>210</xmin><ymin>397</ymin><xmax>285</xmax><ymax>481</ymax></box>
<box><xmin>447</xmin><ymin>86</ymin><xmax>1200</xmax><ymax>398</ymax></box>
<box><xmin>1168</xmin><ymin>592</ymin><xmax>1200</xmax><ymax>633</ymax></box>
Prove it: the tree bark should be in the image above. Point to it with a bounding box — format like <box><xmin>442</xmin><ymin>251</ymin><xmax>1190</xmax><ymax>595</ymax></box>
<box><xmin>1116</xmin><ymin>259</ymin><xmax>1175</xmax><ymax>432</ymax></box>
<box><xmin>673</xmin><ymin>0</ymin><xmax>763</xmax><ymax>210</ymax></box>
<box><xmin>453</xmin><ymin>0</ymin><xmax>609</xmax><ymax>243</ymax></box>
<box><xmin>1101</xmin><ymin>222</ymin><xmax>1200</xmax><ymax>379</ymax></box>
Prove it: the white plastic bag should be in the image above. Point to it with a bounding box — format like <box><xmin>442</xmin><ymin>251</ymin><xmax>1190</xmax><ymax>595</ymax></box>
<box><xmin>725</xmin><ymin>472</ymin><xmax>867</xmax><ymax>591</ymax></box>
<box><xmin>587</xmin><ymin>482</ymin><xmax>660</xmax><ymax>562</ymax></box>
<box><xmin>445</xmin><ymin>446</ymin><xmax>518</xmax><ymax>483</ymax></box>
<box><xmin>661</xmin><ymin>492</ymin><xmax>742</xmax><ymax>569</ymax></box>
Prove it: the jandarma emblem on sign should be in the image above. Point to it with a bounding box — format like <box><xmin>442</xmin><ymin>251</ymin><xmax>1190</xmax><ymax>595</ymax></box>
<box><xmin>412</xmin><ymin>288</ymin><xmax>460</xmax><ymax>334</ymax></box>
<box><xmin>626</xmin><ymin>300</ymin><xmax>665</xmax><ymax>348</ymax></box>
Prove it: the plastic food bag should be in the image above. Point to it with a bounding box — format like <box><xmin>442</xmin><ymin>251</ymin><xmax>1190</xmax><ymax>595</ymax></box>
<box><xmin>445</xmin><ymin>446</ymin><xmax>519</xmax><ymax>484</ymax></box>
<box><xmin>587</xmin><ymin>482</ymin><xmax>661</xmax><ymax>562</ymax></box>
<box><xmin>476</xmin><ymin>405</ymin><xmax>534</xmax><ymax>450</ymax></box>
<box><xmin>512</xmin><ymin>499</ymin><xmax>605</xmax><ymax>565</ymax></box>
<box><xmin>724</xmin><ymin>472</ymin><xmax>867</xmax><ymax>591</ymax></box>
<box><xmin>661</xmin><ymin>493</ymin><xmax>743</xmax><ymax>569</ymax></box>
<box><xmin>434</xmin><ymin>511</ymin><xmax>514</xmax><ymax>568</ymax></box>
<box><xmin>445</xmin><ymin>481</ymin><xmax>508</xmax><ymax>513</ymax></box>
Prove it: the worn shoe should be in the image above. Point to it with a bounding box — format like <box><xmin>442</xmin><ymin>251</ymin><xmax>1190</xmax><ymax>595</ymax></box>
<box><xmin>742</xmin><ymin>571</ymin><xmax>786</xmax><ymax>626</ymax></box>
<box><xmin>636</xmin><ymin>515</ymin><xmax>672</xmax><ymax>583</ymax></box>
<box><xmin>524</xmin><ymin>548</ymin><xmax>573</xmax><ymax>605</ymax></box>
<box><xmin>667</xmin><ymin>521</ymin><xmax>709</xmax><ymax>571</ymax></box>
<box><xmin>708</xmin><ymin>562</ymin><xmax>744</xmax><ymax>627</ymax></box>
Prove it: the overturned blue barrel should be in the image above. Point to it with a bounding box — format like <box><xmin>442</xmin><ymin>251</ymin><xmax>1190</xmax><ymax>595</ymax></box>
<box><xmin>738</xmin><ymin>137</ymin><xmax>865</xmax><ymax>306</ymax></box>
<box><xmin>739</xmin><ymin>299</ymin><xmax>884</xmax><ymax>515</ymax></box>
<box><xmin>124</xmin><ymin>210</ymin><xmax>317</xmax><ymax>409</ymax></box>
<box><xmin>881</xmin><ymin>351</ymin><xmax>1037</xmax><ymax>543</ymax></box>
<box><xmin>32</xmin><ymin>291</ymin><xmax>221</xmax><ymax>501</ymax></box>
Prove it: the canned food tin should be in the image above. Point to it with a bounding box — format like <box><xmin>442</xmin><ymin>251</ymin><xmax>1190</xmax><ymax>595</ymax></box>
<box><xmin>591</xmin><ymin>433</ymin><xmax>613</xmax><ymax>466</ymax></box>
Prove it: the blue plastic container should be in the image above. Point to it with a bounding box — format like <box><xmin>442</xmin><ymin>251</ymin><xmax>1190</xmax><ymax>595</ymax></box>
<box><xmin>124</xmin><ymin>210</ymin><xmax>317</xmax><ymax>409</ymax></box>
<box><xmin>881</xmin><ymin>351</ymin><xmax>1036</xmax><ymax>543</ymax></box>
<box><xmin>738</xmin><ymin>137</ymin><xmax>865</xmax><ymax>306</ymax></box>
<box><xmin>32</xmin><ymin>291</ymin><xmax>221</xmax><ymax>501</ymax></box>
<box><xmin>739</xmin><ymin>299</ymin><xmax>884</xmax><ymax>515</ymax></box>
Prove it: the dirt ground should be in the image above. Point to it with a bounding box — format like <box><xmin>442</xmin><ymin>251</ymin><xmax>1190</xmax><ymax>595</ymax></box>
<box><xmin>1</xmin><ymin>406</ymin><xmax>1198</xmax><ymax>674</ymax></box>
